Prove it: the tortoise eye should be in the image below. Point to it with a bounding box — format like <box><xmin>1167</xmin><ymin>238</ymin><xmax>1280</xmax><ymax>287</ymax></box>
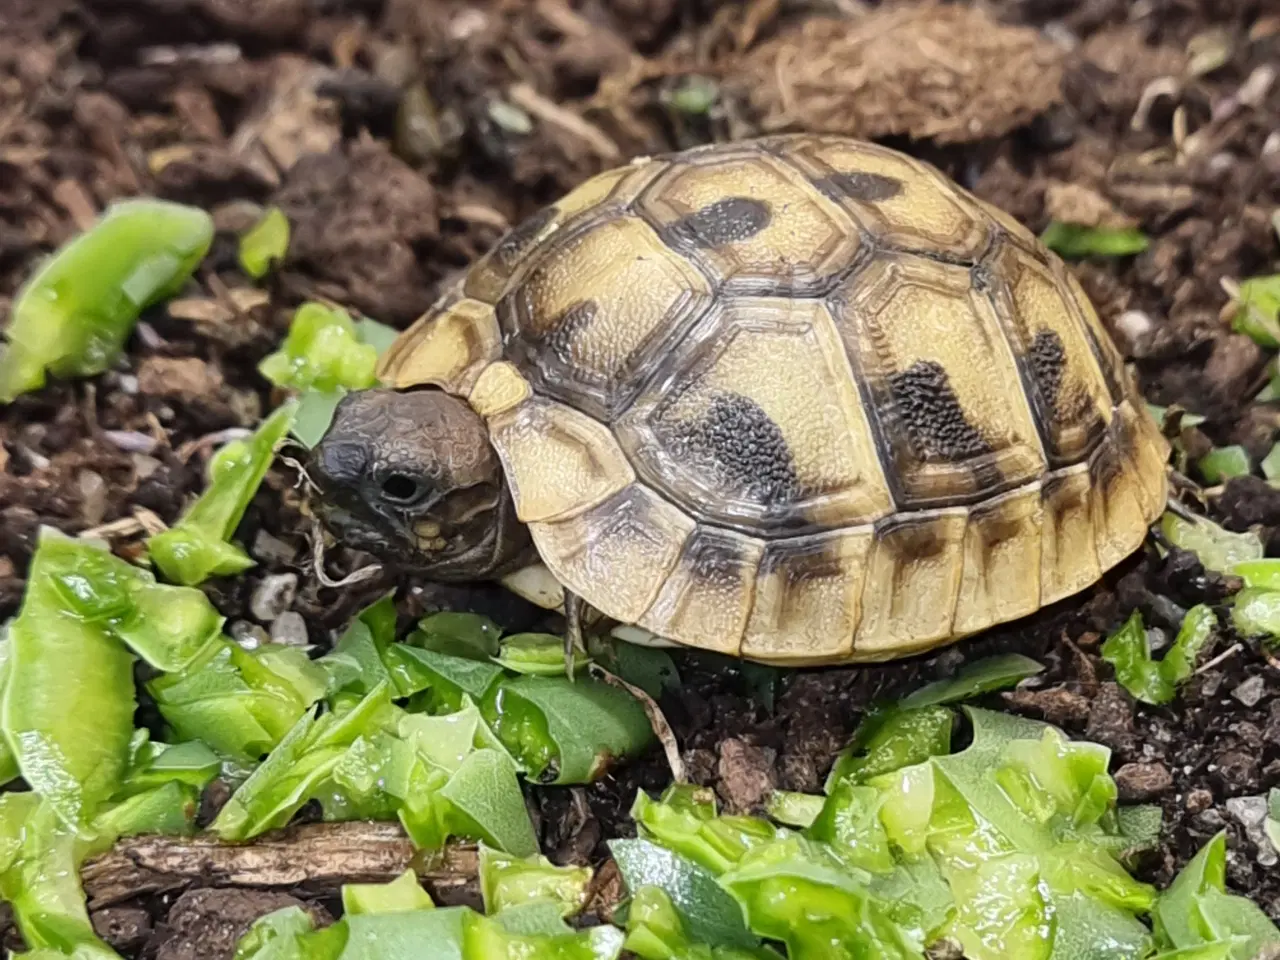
<box><xmin>379</xmin><ymin>473</ymin><xmax>426</xmax><ymax>505</ymax></box>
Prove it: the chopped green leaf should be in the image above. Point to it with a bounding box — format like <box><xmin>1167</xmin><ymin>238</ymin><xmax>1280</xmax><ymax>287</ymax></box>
<box><xmin>609</xmin><ymin>838</ymin><xmax>759</xmax><ymax>951</ymax></box>
<box><xmin>594</xmin><ymin>642</ymin><xmax>681</xmax><ymax>701</ymax></box>
<box><xmin>622</xmin><ymin>886</ymin><xmax>772</xmax><ymax>960</ymax></box>
<box><xmin>899</xmin><ymin>653</ymin><xmax>1044</xmax><ymax>708</ymax></box>
<box><xmin>2</xmin><ymin>530</ymin><xmax>138</xmax><ymax>826</ymax></box>
<box><xmin>1040</xmin><ymin>222</ymin><xmax>1150</xmax><ymax>259</ymax></box>
<box><xmin>238</xmin><ymin>207</ymin><xmax>290</xmax><ymax>279</ymax></box>
<box><xmin>342</xmin><ymin>869</ymin><xmax>435</xmax><ymax>915</ymax></box>
<box><xmin>436</xmin><ymin>748</ymin><xmax>538</xmax><ymax>857</ymax></box>
<box><xmin>484</xmin><ymin>674</ymin><xmax>653</xmax><ymax>784</ymax></box>
<box><xmin>0</xmin><ymin>198</ymin><xmax>213</xmax><ymax>403</ymax></box>
<box><xmin>1196</xmin><ymin>446</ymin><xmax>1251</xmax><ymax>485</ymax></box>
<box><xmin>764</xmin><ymin>791</ymin><xmax>824</xmax><ymax>829</ymax></box>
<box><xmin>259</xmin><ymin>303</ymin><xmax>379</xmax><ymax>393</ymax></box>
<box><xmin>1153</xmin><ymin>832</ymin><xmax>1280</xmax><ymax>958</ymax></box>
<box><xmin>1161</xmin><ymin>512</ymin><xmax>1263</xmax><ymax>574</ymax></box>
<box><xmin>1230</xmin><ymin>275</ymin><xmax>1280</xmax><ymax>348</ymax></box>
<box><xmin>1101</xmin><ymin>611</ymin><xmax>1174</xmax><ymax>705</ymax></box>
<box><xmin>479</xmin><ymin>846</ymin><xmax>591</xmax><ymax>917</ymax></box>
<box><xmin>1230</xmin><ymin>587</ymin><xmax>1280</xmax><ymax>642</ymax></box>
<box><xmin>411</xmin><ymin>613</ymin><xmax>503</xmax><ymax>660</ymax></box>
<box><xmin>1231</xmin><ymin>558</ymin><xmax>1280</xmax><ymax>591</ymax></box>
<box><xmin>354</xmin><ymin>319</ymin><xmax>401</xmax><ymax>356</ymax></box>
<box><xmin>495</xmin><ymin>634</ymin><xmax>590</xmax><ymax>676</ymax></box>
<box><xmin>631</xmin><ymin>787</ymin><xmax>776</xmax><ymax>876</ymax></box>
<box><xmin>826</xmin><ymin>705</ymin><xmax>953</xmax><ymax>790</ymax></box>
<box><xmin>148</xmin><ymin>401</ymin><xmax>298</xmax><ymax>586</ymax></box>
<box><xmin>290</xmin><ymin>389</ymin><xmax>345</xmax><ymax>450</ymax></box>
<box><xmin>1262</xmin><ymin>444</ymin><xmax>1280</xmax><ymax>482</ymax></box>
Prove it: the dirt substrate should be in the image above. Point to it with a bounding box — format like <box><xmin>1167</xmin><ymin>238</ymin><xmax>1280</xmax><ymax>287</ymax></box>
<box><xmin>3</xmin><ymin>0</ymin><xmax>1280</xmax><ymax>956</ymax></box>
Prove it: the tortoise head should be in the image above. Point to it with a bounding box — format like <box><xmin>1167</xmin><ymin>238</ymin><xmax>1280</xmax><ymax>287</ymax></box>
<box><xmin>308</xmin><ymin>388</ymin><xmax>533</xmax><ymax>580</ymax></box>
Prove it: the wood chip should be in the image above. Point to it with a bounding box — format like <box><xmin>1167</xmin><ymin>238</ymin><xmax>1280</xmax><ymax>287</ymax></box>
<box><xmin>81</xmin><ymin>822</ymin><xmax>478</xmax><ymax>908</ymax></box>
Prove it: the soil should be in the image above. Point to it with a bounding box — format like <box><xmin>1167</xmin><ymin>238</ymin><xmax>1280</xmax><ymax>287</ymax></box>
<box><xmin>2</xmin><ymin>0</ymin><xmax>1280</xmax><ymax>956</ymax></box>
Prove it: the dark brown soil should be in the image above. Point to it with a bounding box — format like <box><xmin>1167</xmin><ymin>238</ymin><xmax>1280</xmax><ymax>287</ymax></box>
<box><xmin>3</xmin><ymin>0</ymin><xmax>1280</xmax><ymax>956</ymax></box>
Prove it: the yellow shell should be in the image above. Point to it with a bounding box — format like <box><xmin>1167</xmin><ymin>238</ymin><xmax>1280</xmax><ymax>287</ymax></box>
<box><xmin>379</xmin><ymin>134</ymin><xmax>1170</xmax><ymax>665</ymax></box>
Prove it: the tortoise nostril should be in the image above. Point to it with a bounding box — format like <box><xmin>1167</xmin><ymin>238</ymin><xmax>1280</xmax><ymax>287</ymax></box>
<box><xmin>380</xmin><ymin>473</ymin><xmax>421</xmax><ymax>503</ymax></box>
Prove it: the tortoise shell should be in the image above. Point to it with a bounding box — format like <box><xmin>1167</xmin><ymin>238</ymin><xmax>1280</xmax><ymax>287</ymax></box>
<box><xmin>377</xmin><ymin>134</ymin><xmax>1170</xmax><ymax>665</ymax></box>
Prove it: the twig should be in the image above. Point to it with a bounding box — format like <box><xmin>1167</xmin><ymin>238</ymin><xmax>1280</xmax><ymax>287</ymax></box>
<box><xmin>506</xmin><ymin>84</ymin><xmax>621</xmax><ymax>161</ymax></box>
<box><xmin>175</xmin><ymin>427</ymin><xmax>252</xmax><ymax>464</ymax></box>
<box><xmin>80</xmin><ymin>822</ymin><xmax>478</xmax><ymax>909</ymax></box>
<box><xmin>589</xmin><ymin>663</ymin><xmax>686</xmax><ymax>783</ymax></box>
<box><xmin>1195</xmin><ymin>642</ymin><xmax>1243</xmax><ymax>676</ymax></box>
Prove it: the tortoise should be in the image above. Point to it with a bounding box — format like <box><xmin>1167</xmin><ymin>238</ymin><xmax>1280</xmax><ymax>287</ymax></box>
<box><xmin>308</xmin><ymin>133</ymin><xmax>1171</xmax><ymax>666</ymax></box>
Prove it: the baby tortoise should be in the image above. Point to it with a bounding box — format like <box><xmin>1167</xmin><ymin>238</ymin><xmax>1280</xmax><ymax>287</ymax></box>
<box><xmin>309</xmin><ymin>133</ymin><xmax>1171</xmax><ymax>666</ymax></box>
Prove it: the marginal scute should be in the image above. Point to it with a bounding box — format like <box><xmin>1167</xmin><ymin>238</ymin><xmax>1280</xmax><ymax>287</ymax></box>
<box><xmin>1090</xmin><ymin>408</ymin><xmax>1164</xmax><ymax>569</ymax></box>
<box><xmin>1038</xmin><ymin>464</ymin><xmax>1102</xmax><ymax>605</ymax></box>
<box><xmin>485</xmin><ymin>395</ymin><xmax>634</xmax><ymax>523</ymax></box>
<box><xmin>742</xmin><ymin>527</ymin><xmax>874</xmax><ymax>663</ymax></box>
<box><xmin>615</xmin><ymin>297</ymin><xmax>894</xmax><ymax>533</ymax></box>
<box><xmin>639</xmin><ymin>152</ymin><xmax>861</xmax><ymax>296</ymax></box>
<box><xmin>953</xmin><ymin>484</ymin><xmax>1043</xmax><ymax>635</ymax></box>
<box><xmin>783</xmin><ymin>136</ymin><xmax>989</xmax><ymax>260</ymax></box>
<box><xmin>1116</xmin><ymin>400</ymin><xmax>1171</xmax><ymax>514</ymax></box>
<box><xmin>499</xmin><ymin>213</ymin><xmax>713</xmax><ymax>422</ymax></box>
<box><xmin>528</xmin><ymin>484</ymin><xmax>696</xmax><ymax>624</ymax></box>
<box><xmin>855</xmin><ymin>509</ymin><xmax>968</xmax><ymax>659</ymax></box>
<box><xmin>378</xmin><ymin>296</ymin><xmax>502</xmax><ymax>394</ymax></box>
<box><xmin>832</xmin><ymin>254</ymin><xmax>1046</xmax><ymax>507</ymax></box>
<box><xmin>640</xmin><ymin>527</ymin><xmax>765</xmax><ymax>656</ymax></box>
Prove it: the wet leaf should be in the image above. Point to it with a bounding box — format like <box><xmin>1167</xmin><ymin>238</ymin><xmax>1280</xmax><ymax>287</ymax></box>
<box><xmin>1196</xmin><ymin>446</ymin><xmax>1251</xmax><ymax>485</ymax></box>
<box><xmin>238</xmin><ymin>207</ymin><xmax>290</xmax><ymax>279</ymax></box>
<box><xmin>1152</xmin><ymin>832</ymin><xmax>1280</xmax><ymax>958</ymax></box>
<box><xmin>1230</xmin><ymin>587</ymin><xmax>1280</xmax><ymax>641</ymax></box>
<box><xmin>342</xmin><ymin>869</ymin><xmax>435</xmax><ymax>915</ymax></box>
<box><xmin>609</xmin><ymin>838</ymin><xmax>759</xmax><ymax>951</ymax></box>
<box><xmin>0</xmin><ymin>199</ymin><xmax>213</xmax><ymax>403</ymax></box>
<box><xmin>479</xmin><ymin>845</ymin><xmax>591</xmax><ymax>917</ymax></box>
<box><xmin>1230</xmin><ymin>275</ymin><xmax>1280</xmax><ymax>349</ymax></box>
<box><xmin>900</xmin><ymin>654</ymin><xmax>1044</xmax><ymax>708</ymax></box>
<box><xmin>764</xmin><ymin>791</ymin><xmax>824</xmax><ymax>829</ymax></box>
<box><xmin>1100</xmin><ymin>610</ymin><xmax>1175</xmax><ymax>705</ymax></box>
<box><xmin>147</xmin><ymin>402</ymin><xmax>298</xmax><ymax>586</ymax></box>
<box><xmin>1040</xmin><ymin>222</ymin><xmax>1149</xmax><ymax>258</ymax></box>
<box><xmin>1161</xmin><ymin>512</ymin><xmax>1263</xmax><ymax>574</ymax></box>
<box><xmin>258</xmin><ymin>303</ymin><xmax>378</xmax><ymax>393</ymax></box>
<box><xmin>485</xmin><ymin>674</ymin><xmax>653</xmax><ymax>784</ymax></box>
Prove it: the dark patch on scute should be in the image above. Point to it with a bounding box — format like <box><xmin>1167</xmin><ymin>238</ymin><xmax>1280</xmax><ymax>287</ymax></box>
<box><xmin>876</xmin><ymin>515</ymin><xmax>947</xmax><ymax>566</ymax></box>
<box><xmin>1028</xmin><ymin>329</ymin><xmax>1067</xmax><ymax>418</ymax></box>
<box><xmin>887</xmin><ymin>360</ymin><xmax>991</xmax><ymax>462</ymax></box>
<box><xmin>1089</xmin><ymin>428</ymin><xmax>1126</xmax><ymax>490</ymax></box>
<box><xmin>493</xmin><ymin>206</ymin><xmax>558</xmax><ymax>269</ymax></box>
<box><xmin>682</xmin><ymin>528</ymin><xmax>757</xmax><ymax>587</ymax></box>
<box><xmin>542</xmin><ymin>299</ymin><xmax>599</xmax><ymax>366</ymax></box>
<box><xmin>667</xmin><ymin>197</ymin><xmax>771</xmax><ymax>249</ymax></box>
<box><xmin>664</xmin><ymin>392</ymin><xmax>801</xmax><ymax>505</ymax></box>
<box><xmin>759</xmin><ymin>536</ymin><xmax>845</xmax><ymax>580</ymax></box>
<box><xmin>813</xmin><ymin>171</ymin><xmax>903</xmax><ymax>204</ymax></box>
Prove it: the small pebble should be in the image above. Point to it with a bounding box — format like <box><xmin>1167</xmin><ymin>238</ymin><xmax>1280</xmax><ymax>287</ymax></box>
<box><xmin>270</xmin><ymin>611</ymin><xmax>309</xmax><ymax>646</ymax></box>
<box><xmin>230</xmin><ymin>620</ymin><xmax>268</xmax><ymax>649</ymax></box>
<box><xmin>1186</xmin><ymin>788</ymin><xmax>1214</xmax><ymax>813</ymax></box>
<box><xmin>252</xmin><ymin>529</ymin><xmax>298</xmax><ymax>566</ymax></box>
<box><xmin>250</xmin><ymin>573</ymin><xmax>298</xmax><ymax>622</ymax></box>
<box><xmin>1225</xmin><ymin>795</ymin><xmax>1279</xmax><ymax>867</ymax></box>
<box><xmin>1114</xmin><ymin>762</ymin><xmax>1173</xmax><ymax>801</ymax></box>
<box><xmin>1232</xmin><ymin>675</ymin><xmax>1267</xmax><ymax>707</ymax></box>
<box><xmin>103</xmin><ymin>430</ymin><xmax>158</xmax><ymax>454</ymax></box>
<box><xmin>132</xmin><ymin>454</ymin><xmax>162</xmax><ymax>480</ymax></box>
<box><xmin>78</xmin><ymin>470</ymin><xmax>108</xmax><ymax>527</ymax></box>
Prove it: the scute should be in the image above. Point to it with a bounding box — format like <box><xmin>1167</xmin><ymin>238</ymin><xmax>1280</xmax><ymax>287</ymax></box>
<box><xmin>377</xmin><ymin>133</ymin><xmax>1172</xmax><ymax>665</ymax></box>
